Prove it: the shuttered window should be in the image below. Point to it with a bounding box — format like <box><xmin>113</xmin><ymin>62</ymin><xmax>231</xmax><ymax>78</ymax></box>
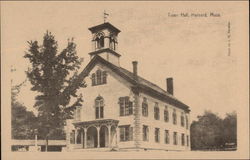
<box><xmin>165</xmin><ymin>130</ymin><xmax>170</xmax><ymax>144</ymax></box>
<box><xmin>173</xmin><ymin>132</ymin><xmax>178</xmax><ymax>145</ymax></box>
<box><xmin>119</xmin><ymin>97</ymin><xmax>133</xmax><ymax>116</ymax></box>
<box><xmin>142</xmin><ymin>97</ymin><xmax>148</xmax><ymax>117</ymax></box>
<box><xmin>181</xmin><ymin>133</ymin><xmax>185</xmax><ymax>146</ymax></box>
<box><xmin>120</xmin><ymin>125</ymin><xmax>133</xmax><ymax>141</ymax></box>
<box><xmin>164</xmin><ymin>106</ymin><xmax>169</xmax><ymax>122</ymax></box>
<box><xmin>143</xmin><ymin>125</ymin><xmax>149</xmax><ymax>141</ymax></box>
<box><xmin>155</xmin><ymin>128</ymin><xmax>160</xmax><ymax>143</ymax></box>
<box><xmin>154</xmin><ymin>103</ymin><xmax>160</xmax><ymax>120</ymax></box>
<box><xmin>91</xmin><ymin>70</ymin><xmax>108</xmax><ymax>86</ymax></box>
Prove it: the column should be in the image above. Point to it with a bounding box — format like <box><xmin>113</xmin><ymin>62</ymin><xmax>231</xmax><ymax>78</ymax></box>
<box><xmin>74</xmin><ymin>129</ymin><xmax>78</xmax><ymax>145</ymax></box>
<box><xmin>108</xmin><ymin>125</ymin><xmax>111</xmax><ymax>148</ymax></box>
<box><xmin>97</xmin><ymin>126</ymin><xmax>100</xmax><ymax>148</ymax></box>
<box><xmin>84</xmin><ymin>128</ymin><xmax>87</xmax><ymax>149</ymax></box>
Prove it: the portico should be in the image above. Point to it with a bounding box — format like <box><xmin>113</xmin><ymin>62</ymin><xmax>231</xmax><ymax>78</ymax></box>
<box><xmin>72</xmin><ymin>119</ymin><xmax>119</xmax><ymax>149</ymax></box>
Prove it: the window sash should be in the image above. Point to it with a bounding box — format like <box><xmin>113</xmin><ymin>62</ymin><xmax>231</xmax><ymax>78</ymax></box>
<box><xmin>181</xmin><ymin>134</ymin><xmax>185</xmax><ymax>146</ymax></box>
<box><xmin>155</xmin><ymin>128</ymin><xmax>160</xmax><ymax>143</ymax></box>
<box><xmin>165</xmin><ymin>130</ymin><xmax>169</xmax><ymax>144</ymax></box>
<box><xmin>120</xmin><ymin>126</ymin><xmax>133</xmax><ymax>141</ymax></box>
<box><xmin>119</xmin><ymin>97</ymin><xmax>133</xmax><ymax>116</ymax></box>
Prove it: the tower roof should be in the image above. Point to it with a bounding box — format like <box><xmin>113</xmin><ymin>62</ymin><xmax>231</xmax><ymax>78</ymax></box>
<box><xmin>88</xmin><ymin>22</ymin><xmax>121</xmax><ymax>34</ymax></box>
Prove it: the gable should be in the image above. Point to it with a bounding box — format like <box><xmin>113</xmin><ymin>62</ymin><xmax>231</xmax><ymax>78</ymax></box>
<box><xmin>75</xmin><ymin>55</ymin><xmax>190</xmax><ymax>112</ymax></box>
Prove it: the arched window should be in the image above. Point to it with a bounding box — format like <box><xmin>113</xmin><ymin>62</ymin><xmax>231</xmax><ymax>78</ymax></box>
<box><xmin>95</xmin><ymin>96</ymin><xmax>104</xmax><ymax>119</ymax></box>
<box><xmin>95</xmin><ymin>32</ymin><xmax>105</xmax><ymax>49</ymax></box>
<box><xmin>109</xmin><ymin>37</ymin><xmax>116</xmax><ymax>50</ymax></box>
<box><xmin>164</xmin><ymin>106</ymin><xmax>169</xmax><ymax>122</ymax></box>
<box><xmin>173</xmin><ymin>109</ymin><xmax>177</xmax><ymax>125</ymax></box>
<box><xmin>99</xmin><ymin>36</ymin><xmax>104</xmax><ymax>48</ymax></box>
<box><xmin>142</xmin><ymin>97</ymin><xmax>148</xmax><ymax>117</ymax></box>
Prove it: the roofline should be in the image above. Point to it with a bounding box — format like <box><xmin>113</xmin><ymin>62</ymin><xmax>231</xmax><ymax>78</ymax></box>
<box><xmin>89</xmin><ymin>48</ymin><xmax>121</xmax><ymax>57</ymax></box>
<box><xmin>88</xmin><ymin>22</ymin><xmax>121</xmax><ymax>34</ymax></box>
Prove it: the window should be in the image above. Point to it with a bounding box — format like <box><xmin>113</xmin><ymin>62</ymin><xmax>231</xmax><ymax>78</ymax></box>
<box><xmin>165</xmin><ymin>130</ymin><xmax>170</xmax><ymax>144</ymax></box>
<box><xmin>95</xmin><ymin>96</ymin><xmax>104</xmax><ymax>119</ymax></box>
<box><xmin>181</xmin><ymin>113</ymin><xmax>185</xmax><ymax>127</ymax></box>
<box><xmin>76</xmin><ymin>130</ymin><xmax>82</xmax><ymax>144</ymax></box>
<box><xmin>74</xmin><ymin>107</ymin><xmax>81</xmax><ymax>121</ymax></box>
<box><xmin>142</xmin><ymin>97</ymin><xmax>148</xmax><ymax>117</ymax></box>
<box><xmin>164</xmin><ymin>106</ymin><xmax>169</xmax><ymax>122</ymax></box>
<box><xmin>95</xmin><ymin>33</ymin><xmax>104</xmax><ymax>49</ymax></box>
<box><xmin>173</xmin><ymin>109</ymin><xmax>177</xmax><ymax>125</ymax></box>
<box><xmin>187</xmin><ymin>135</ymin><xmax>189</xmax><ymax>146</ymax></box>
<box><xmin>143</xmin><ymin>125</ymin><xmax>149</xmax><ymax>141</ymax></box>
<box><xmin>186</xmin><ymin>115</ymin><xmax>189</xmax><ymax>129</ymax></box>
<box><xmin>119</xmin><ymin>97</ymin><xmax>133</xmax><ymax>116</ymax></box>
<box><xmin>70</xmin><ymin>130</ymin><xmax>75</xmax><ymax>144</ymax></box>
<box><xmin>173</xmin><ymin>132</ymin><xmax>178</xmax><ymax>145</ymax></box>
<box><xmin>109</xmin><ymin>36</ymin><xmax>116</xmax><ymax>50</ymax></box>
<box><xmin>154</xmin><ymin>103</ymin><xmax>160</xmax><ymax>120</ymax></box>
<box><xmin>155</xmin><ymin>128</ymin><xmax>160</xmax><ymax>143</ymax></box>
<box><xmin>181</xmin><ymin>133</ymin><xmax>185</xmax><ymax>146</ymax></box>
<box><xmin>120</xmin><ymin>126</ymin><xmax>133</xmax><ymax>141</ymax></box>
<box><xmin>91</xmin><ymin>69</ymin><xmax>108</xmax><ymax>86</ymax></box>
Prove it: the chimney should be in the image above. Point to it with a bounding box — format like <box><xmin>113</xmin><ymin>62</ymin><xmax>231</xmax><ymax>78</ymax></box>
<box><xmin>132</xmin><ymin>61</ymin><xmax>138</xmax><ymax>80</ymax></box>
<box><xmin>166</xmin><ymin>78</ymin><xmax>174</xmax><ymax>95</ymax></box>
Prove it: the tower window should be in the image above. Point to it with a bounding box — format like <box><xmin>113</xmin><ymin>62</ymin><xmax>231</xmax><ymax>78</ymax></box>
<box><xmin>95</xmin><ymin>33</ymin><xmax>105</xmax><ymax>49</ymax></box>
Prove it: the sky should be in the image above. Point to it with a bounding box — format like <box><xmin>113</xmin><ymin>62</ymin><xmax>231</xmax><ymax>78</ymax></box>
<box><xmin>2</xmin><ymin>1</ymin><xmax>248</xmax><ymax>121</ymax></box>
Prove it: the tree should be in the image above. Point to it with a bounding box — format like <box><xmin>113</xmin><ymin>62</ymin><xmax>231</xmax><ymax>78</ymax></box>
<box><xmin>24</xmin><ymin>31</ymin><xmax>85</xmax><ymax>151</ymax></box>
<box><xmin>190</xmin><ymin>110</ymin><xmax>237</xmax><ymax>150</ymax></box>
<box><xmin>223</xmin><ymin>112</ymin><xmax>237</xmax><ymax>146</ymax></box>
<box><xmin>11</xmin><ymin>80</ymin><xmax>37</xmax><ymax>139</ymax></box>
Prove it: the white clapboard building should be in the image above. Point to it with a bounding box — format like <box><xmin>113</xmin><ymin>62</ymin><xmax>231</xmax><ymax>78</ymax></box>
<box><xmin>65</xmin><ymin>21</ymin><xmax>191</xmax><ymax>151</ymax></box>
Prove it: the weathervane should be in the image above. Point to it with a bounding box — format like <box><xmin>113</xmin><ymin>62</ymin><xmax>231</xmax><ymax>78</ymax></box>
<box><xmin>103</xmin><ymin>10</ymin><xmax>109</xmax><ymax>23</ymax></box>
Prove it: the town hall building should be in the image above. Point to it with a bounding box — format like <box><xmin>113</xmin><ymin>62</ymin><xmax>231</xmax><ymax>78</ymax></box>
<box><xmin>65</xmin><ymin>21</ymin><xmax>191</xmax><ymax>151</ymax></box>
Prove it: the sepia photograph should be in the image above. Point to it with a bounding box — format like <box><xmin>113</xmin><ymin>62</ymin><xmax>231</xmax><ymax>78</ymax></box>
<box><xmin>1</xmin><ymin>1</ymin><xmax>249</xmax><ymax>159</ymax></box>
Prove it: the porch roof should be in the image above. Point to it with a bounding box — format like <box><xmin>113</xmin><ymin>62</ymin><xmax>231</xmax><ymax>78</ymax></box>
<box><xmin>73</xmin><ymin>119</ymin><xmax>119</xmax><ymax>128</ymax></box>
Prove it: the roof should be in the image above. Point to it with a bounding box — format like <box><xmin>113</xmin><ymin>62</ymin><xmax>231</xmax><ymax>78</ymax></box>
<box><xmin>88</xmin><ymin>22</ymin><xmax>121</xmax><ymax>34</ymax></box>
<box><xmin>77</xmin><ymin>56</ymin><xmax>190</xmax><ymax>112</ymax></box>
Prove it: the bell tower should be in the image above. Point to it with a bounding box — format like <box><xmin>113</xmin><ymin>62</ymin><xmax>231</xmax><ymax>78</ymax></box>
<box><xmin>88</xmin><ymin>22</ymin><xmax>121</xmax><ymax>66</ymax></box>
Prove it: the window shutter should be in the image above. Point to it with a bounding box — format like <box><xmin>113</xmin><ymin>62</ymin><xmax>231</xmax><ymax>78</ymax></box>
<box><xmin>103</xmin><ymin>71</ymin><xmax>107</xmax><ymax>84</ymax></box>
<box><xmin>91</xmin><ymin>73</ymin><xmax>96</xmax><ymax>86</ymax></box>
<box><xmin>129</xmin><ymin>101</ymin><xmax>133</xmax><ymax>114</ymax></box>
